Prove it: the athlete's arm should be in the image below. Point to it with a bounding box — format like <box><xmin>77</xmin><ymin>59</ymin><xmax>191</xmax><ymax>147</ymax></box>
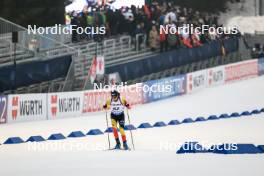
<box><xmin>103</xmin><ymin>99</ymin><xmax>111</xmax><ymax>109</ymax></box>
<box><xmin>122</xmin><ymin>98</ymin><xmax>131</xmax><ymax>109</ymax></box>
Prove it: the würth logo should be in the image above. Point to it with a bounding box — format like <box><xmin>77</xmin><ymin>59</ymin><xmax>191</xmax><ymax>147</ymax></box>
<box><xmin>188</xmin><ymin>75</ymin><xmax>193</xmax><ymax>91</ymax></box>
<box><xmin>12</xmin><ymin>97</ymin><xmax>19</xmax><ymax>120</ymax></box>
<box><xmin>59</xmin><ymin>97</ymin><xmax>80</xmax><ymax>113</ymax></box>
<box><xmin>51</xmin><ymin>95</ymin><xmax>58</xmax><ymax>117</ymax></box>
<box><xmin>208</xmin><ymin>70</ymin><xmax>213</xmax><ymax>85</ymax></box>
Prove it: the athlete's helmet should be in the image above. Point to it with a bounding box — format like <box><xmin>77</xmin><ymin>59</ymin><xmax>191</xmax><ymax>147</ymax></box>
<box><xmin>111</xmin><ymin>90</ymin><xmax>119</xmax><ymax>97</ymax></box>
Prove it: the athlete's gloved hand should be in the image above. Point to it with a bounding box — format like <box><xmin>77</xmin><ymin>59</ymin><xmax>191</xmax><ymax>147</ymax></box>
<box><xmin>125</xmin><ymin>103</ymin><xmax>131</xmax><ymax>109</ymax></box>
<box><xmin>103</xmin><ymin>104</ymin><xmax>107</xmax><ymax>109</ymax></box>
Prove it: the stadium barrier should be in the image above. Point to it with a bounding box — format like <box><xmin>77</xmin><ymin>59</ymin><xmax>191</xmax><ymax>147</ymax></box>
<box><xmin>47</xmin><ymin>91</ymin><xmax>83</xmax><ymax>120</ymax></box>
<box><xmin>186</xmin><ymin>69</ymin><xmax>207</xmax><ymax>93</ymax></box>
<box><xmin>225</xmin><ymin>59</ymin><xmax>258</xmax><ymax>83</ymax></box>
<box><xmin>207</xmin><ymin>65</ymin><xmax>225</xmax><ymax>87</ymax></box>
<box><xmin>0</xmin><ymin>58</ymin><xmax>262</xmax><ymax>124</ymax></box>
<box><xmin>106</xmin><ymin>37</ymin><xmax>239</xmax><ymax>81</ymax></box>
<box><xmin>7</xmin><ymin>93</ymin><xmax>47</xmax><ymax>123</ymax></box>
<box><xmin>0</xmin><ymin>95</ymin><xmax>8</xmax><ymax>124</ymax></box>
<box><xmin>143</xmin><ymin>75</ymin><xmax>186</xmax><ymax>103</ymax></box>
<box><xmin>259</xmin><ymin>57</ymin><xmax>264</xmax><ymax>75</ymax></box>
<box><xmin>82</xmin><ymin>84</ymin><xmax>144</xmax><ymax>113</ymax></box>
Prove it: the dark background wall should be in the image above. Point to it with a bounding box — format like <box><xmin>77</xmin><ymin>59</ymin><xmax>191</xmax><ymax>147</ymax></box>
<box><xmin>0</xmin><ymin>0</ymin><xmax>66</xmax><ymax>27</ymax></box>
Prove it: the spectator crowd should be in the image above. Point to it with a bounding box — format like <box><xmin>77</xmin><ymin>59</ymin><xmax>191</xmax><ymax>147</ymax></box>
<box><xmin>66</xmin><ymin>0</ymin><xmax>235</xmax><ymax>52</ymax></box>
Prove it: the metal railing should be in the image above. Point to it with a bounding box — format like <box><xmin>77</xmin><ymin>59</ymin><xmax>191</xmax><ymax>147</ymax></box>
<box><xmin>0</xmin><ymin>17</ymin><xmax>79</xmax><ymax>94</ymax></box>
<box><xmin>135</xmin><ymin>34</ymin><xmax>147</xmax><ymax>53</ymax></box>
<box><xmin>73</xmin><ymin>34</ymin><xmax>150</xmax><ymax>91</ymax></box>
<box><xmin>0</xmin><ymin>17</ymin><xmax>78</xmax><ymax>62</ymax></box>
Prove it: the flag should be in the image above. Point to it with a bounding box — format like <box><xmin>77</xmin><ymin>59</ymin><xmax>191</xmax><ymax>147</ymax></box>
<box><xmin>89</xmin><ymin>57</ymin><xmax>97</xmax><ymax>83</ymax></box>
<box><xmin>96</xmin><ymin>56</ymin><xmax>105</xmax><ymax>75</ymax></box>
<box><xmin>89</xmin><ymin>55</ymin><xmax>105</xmax><ymax>83</ymax></box>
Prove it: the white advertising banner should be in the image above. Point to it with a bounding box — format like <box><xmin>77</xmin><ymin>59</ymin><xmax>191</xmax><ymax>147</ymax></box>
<box><xmin>7</xmin><ymin>94</ymin><xmax>47</xmax><ymax>123</ymax></box>
<box><xmin>48</xmin><ymin>91</ymin><xmax>83</xmax><ymax>119</ymax></box>
<box><xmin>187</xmin><ymin>70</ymin><xmax>207</xmax><ymax>93</ymax></box>
<box><xmin>207</xmin><ymin>66</ymin><xmax>225</xmax><ymax>87</ymax></box>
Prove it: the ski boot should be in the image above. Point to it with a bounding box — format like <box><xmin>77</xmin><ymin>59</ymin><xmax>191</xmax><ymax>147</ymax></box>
<box><xmin>114</xmin><ymin>139</ymin><xmax>121</xmax><ymax>149</ymax></box>
<box><xmin>123</xmin><ymin>141</ymin><xmax>130</xmax><ymax>150</ymax></box>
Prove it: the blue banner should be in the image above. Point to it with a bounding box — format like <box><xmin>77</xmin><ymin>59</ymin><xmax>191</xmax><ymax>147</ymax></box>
<box><xmin>143</xmin><ymin>75</ymin><xmax>186</xmax><ymax>103</ymax></box>
<box><xmin>0</xmin><ymin>55</ymin><xmax>72</xmax><ymax>92</ymax></box>
<box><xmin>259</xmin><ymin>57</ymin><xmax>264</xmax><ymax>75</ymax></box>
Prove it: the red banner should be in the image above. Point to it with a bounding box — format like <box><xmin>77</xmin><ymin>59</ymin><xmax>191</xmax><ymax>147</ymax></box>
<box><xmin>83</xmin><ymin>90</ymin><xmax>110</xmax><ymax>113</ymax></box>
<box><xmin>225</xmin><ymin>60</ymin><xmax>258</xmax><ymax>83</ymax></box>
<box><xmin>82</xmin><ymin>84</ymin><xmax>144</xmax><ymax>113</ymax></box>
<box><xmin>119</xmin><ymin>84</ymin><xmax>144</xmax><ymax>106</ymax></box>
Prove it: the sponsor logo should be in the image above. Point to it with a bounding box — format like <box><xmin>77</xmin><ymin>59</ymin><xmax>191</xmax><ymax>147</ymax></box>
<box><xmin>12</xmin><ymin>96</ymin><xmax>43</xmax><ymax>120</ymax></box>
<box><xmin>121</xmin><ymin>85</ymin><xmax>144</xmax><ymax>105</ymax></box>
<box><xmin>20</xmin><ymin>100</ymin><xmax>43</xmax><ymax>116</ymax></box>
<box><xmin>82</xmin><ymin>87</ymin><xmax>144</xmax><ymax>113</ymax></box>
<box><xmin>58</xmin><ymin>97</ymin><xmax>80</xmax><ymax>113</ymax></box>
<box><xmin>51</xmin><ymin>95</ymin><xmax>81</xmax><ymax>116</ymax></box>
<box><xmin>188</xmin><ymin>75</ymin><xmax>193</xmax><ymax>91</ymax></box>
<box><xmin>143</xmin><ymin>76</ymin><xmax>186</xmax><ymax>102</ymax></box>
<box><xmin>208</xmin><ymin>69</ymin><xmax>223</xmax><ymax>85</ymax></box>
<box><xmin>12</xmin><ymin>96</ymin><xmax>19</xmax><ymax>120</ymax></box>
<box><xmin>189</xmin><ymin>74</ymin><xmax>205</xmax><ymax>91</ymax></box>
<box><xmin>193</xmin><ymin>75</ymin><xmax>205</xmax><ymax>88</ymax></box>
<box><xmin>83</xmin><ymin>92</ymin><xmax>108</xmax><ymax>113</ymax></box>
<box><xmin>213</xmin><ymin>71</ymin><xmax>223</xmax><ymax>82</ymax></box>
<box><xmin>51</xmin><ymin>95</ymin><xmax>58</xmax><ymax>116</ymax></box>
<box><xmin>225</xmin><ymin>61</ymin><xmax>258</xmax><ymax>82</ymax></box>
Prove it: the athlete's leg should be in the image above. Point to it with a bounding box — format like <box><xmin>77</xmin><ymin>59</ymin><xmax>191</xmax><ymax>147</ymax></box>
<box><xmin>118</xmin><ymin>113</ymin><xmax>127</xmax><ymax>143</ymax></box>
<box><xmin>118</xmin><ymin>114</ymin><xmax>129</xmax><ymax>150</ymax></box>
<box><xmin>111</xmin><ymin>115</ymin><xmax>120</xmax><ymax>147</ymax></box>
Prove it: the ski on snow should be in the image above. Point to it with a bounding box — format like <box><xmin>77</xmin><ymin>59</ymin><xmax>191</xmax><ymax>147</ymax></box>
<box><xmin>105</xmin><ymin>148</ymin><xmax>131</xmax><ymax>151</ymax></box>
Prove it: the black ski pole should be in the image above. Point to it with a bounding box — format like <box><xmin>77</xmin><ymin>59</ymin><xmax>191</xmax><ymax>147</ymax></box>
<box><xmin>126</xmin><ymin>109</ymin><xmax>135</xmax><ymax>150</ymax></box>
<box><xmin>105</xmin><ymin>110</ymin><xmax>111</xmax><ymax>149</ymax></box>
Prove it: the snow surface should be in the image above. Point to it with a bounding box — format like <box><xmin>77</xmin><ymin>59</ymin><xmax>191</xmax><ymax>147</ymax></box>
<box><xmin>0</xmin><ymin>76</ymin><xmax>264</xmax><ymax>176</ymax></box>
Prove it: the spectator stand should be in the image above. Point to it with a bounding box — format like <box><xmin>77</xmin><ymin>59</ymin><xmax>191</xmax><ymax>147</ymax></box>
<box><xmin>0</xmin><ymin>17</ymin><xmax>77</xmax><ymax>94</ymax></box>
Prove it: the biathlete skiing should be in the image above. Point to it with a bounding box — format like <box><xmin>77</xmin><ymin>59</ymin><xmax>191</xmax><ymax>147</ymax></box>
<box><xmin>103</xmin><ymin>90</ymin><xmax>131</xmax><ymax>150</ymax></box>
